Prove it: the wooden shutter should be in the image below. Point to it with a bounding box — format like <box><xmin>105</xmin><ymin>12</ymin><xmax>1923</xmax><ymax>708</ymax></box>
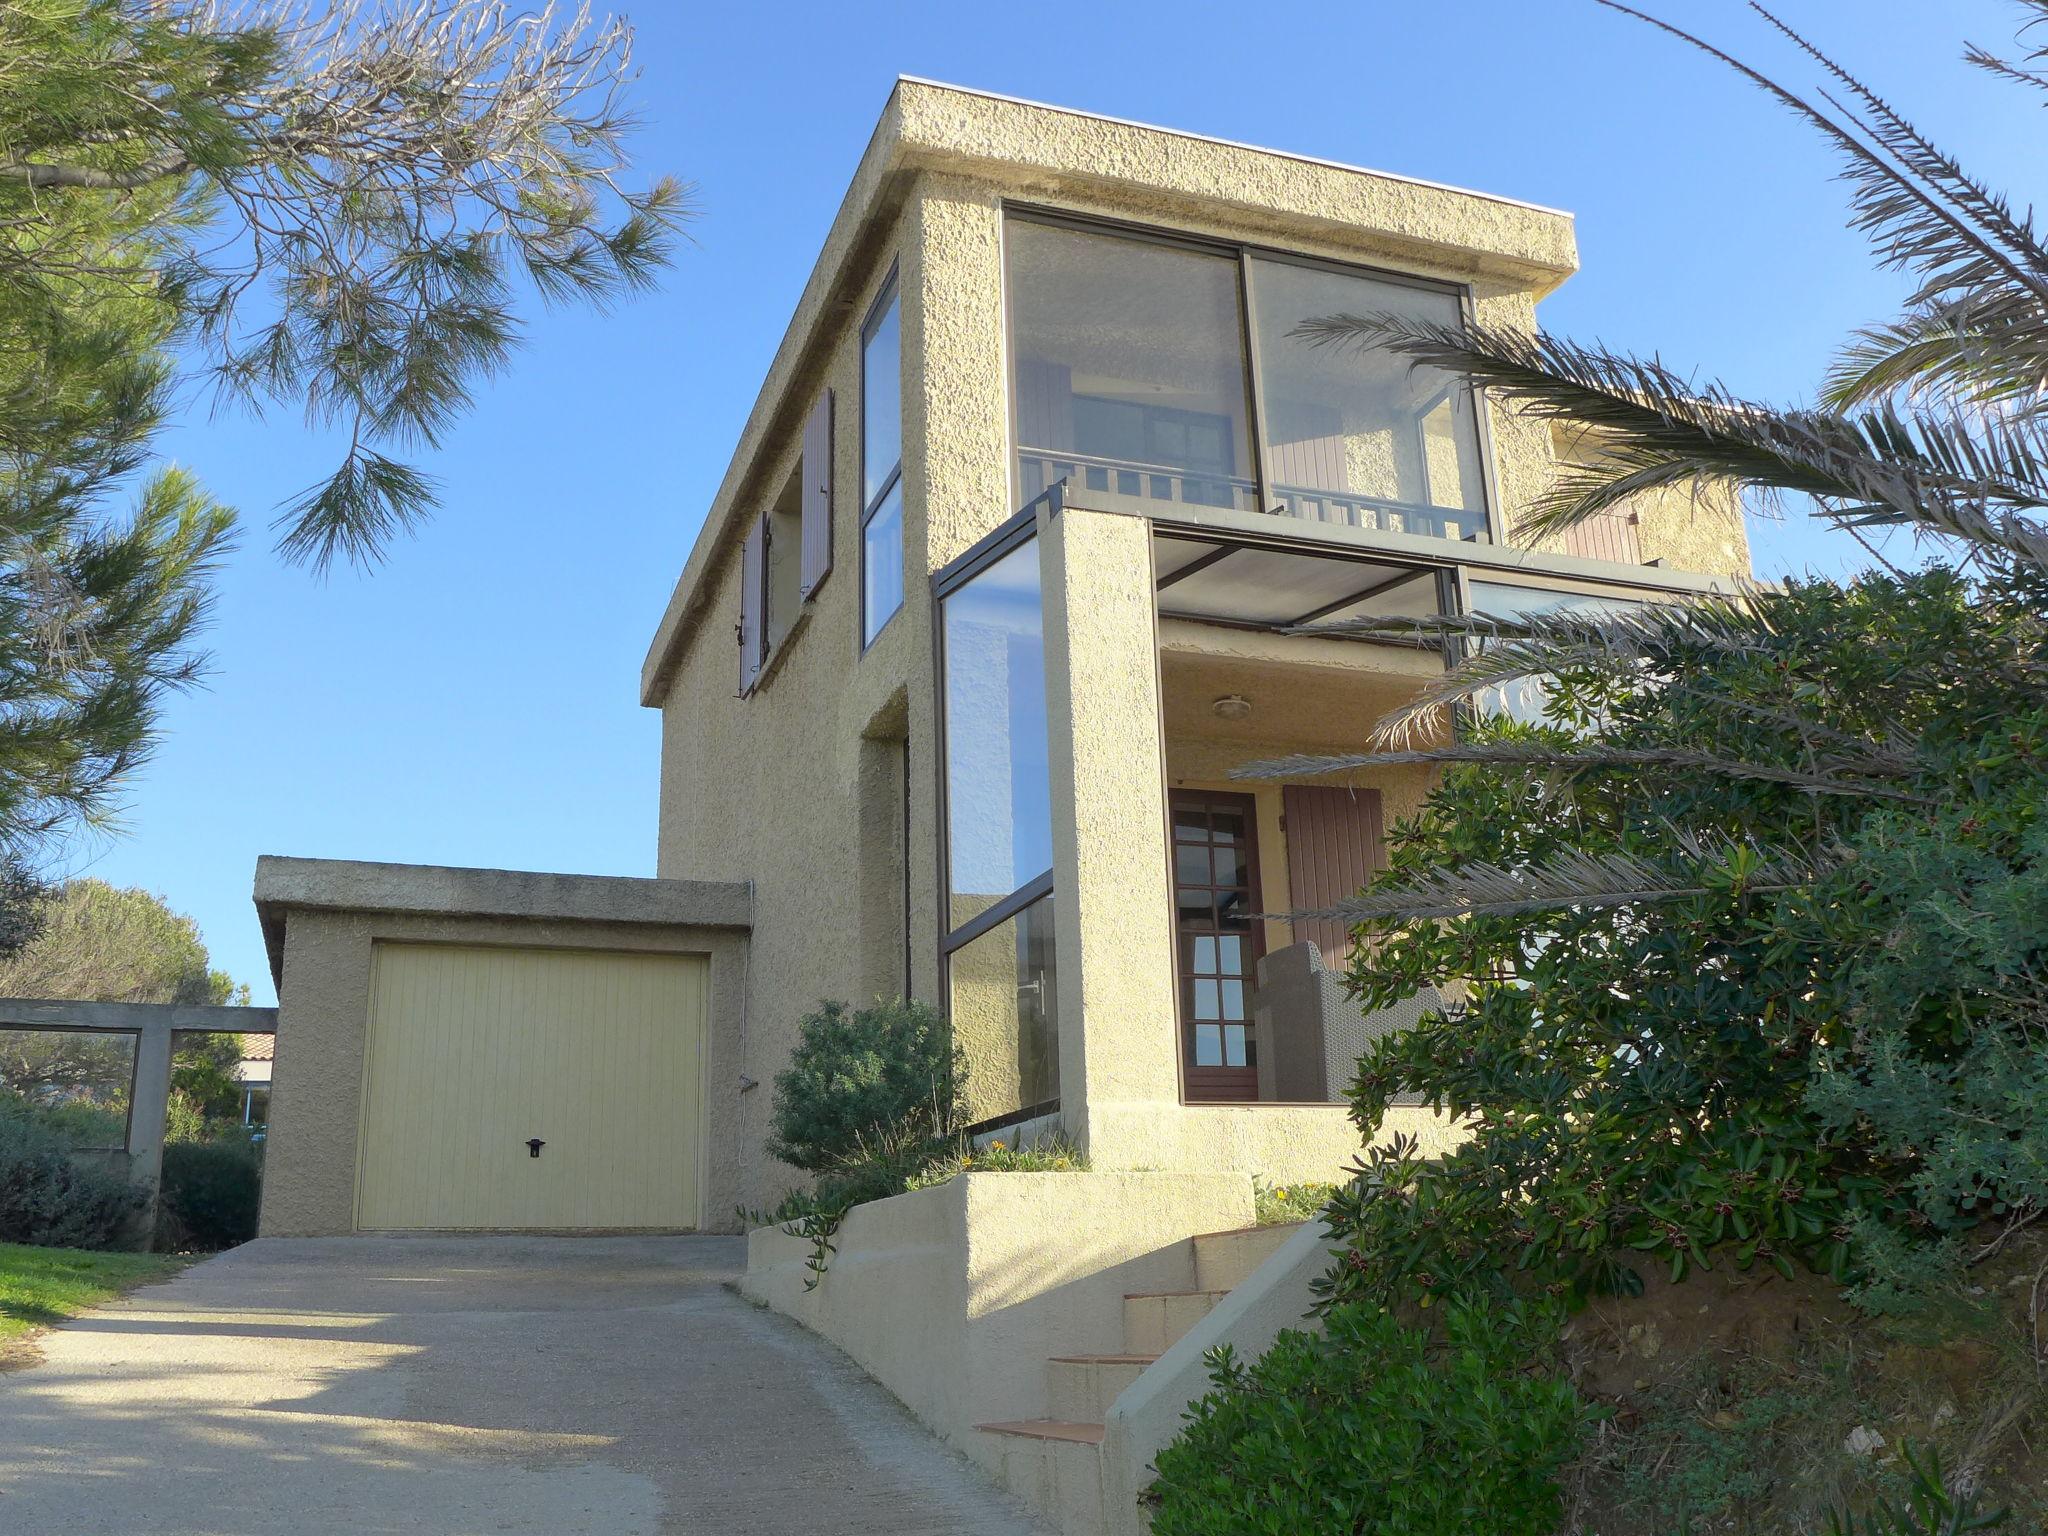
<box><xmin>1282</xmin><ymin>786</ymin><xmax>1386</xmax><ymax>965</ymax></box>
<box><xmin>800</xmin><ymin>390</ymin><xmax>833</xmax><ymax>598</ymax></box>
<box><xmin>738</xmin><ymin>515</ymin><xmax>764</xmax><ymax>694</ymax></box>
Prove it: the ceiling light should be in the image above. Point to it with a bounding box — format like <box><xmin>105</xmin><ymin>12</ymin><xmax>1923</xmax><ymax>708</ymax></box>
<box><xmin>1212</xmin><ymin>694</ymin><xmax>1252</xmax><ymax>721</ymax></box>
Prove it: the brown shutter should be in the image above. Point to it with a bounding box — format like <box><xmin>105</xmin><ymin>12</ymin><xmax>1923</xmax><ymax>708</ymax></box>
<box><xmin>800</xmin><ymin>389</ymin><xmax>833</xmax><ymax>598</ymax></box>
<box><xmin>1282</xmin><ymin>785</ymin><xmax>1386</xmax><ymax>965</ymax></box>
<box><xmin>738</xmin><ymin>515</ymin><xmax>765</xmax><ymax>694</ymax></box>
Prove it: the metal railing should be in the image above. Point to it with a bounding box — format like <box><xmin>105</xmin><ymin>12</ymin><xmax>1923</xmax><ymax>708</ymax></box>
<box><xmin>1017</xmin><ymin>449</ymin><xmax>1489</xmax><ymax>542</ymax></box>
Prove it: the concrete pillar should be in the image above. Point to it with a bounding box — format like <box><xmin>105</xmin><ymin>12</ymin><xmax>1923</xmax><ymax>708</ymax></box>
<box><xmin>1038</xmin><ymin>503</ymin><xmax>1181</xmax><ymax>1166</ymax></box>
<box><xmin>127</xmin><ymin>1017</ymin><xmax>173</xmax><ymax>1231</ymax></box>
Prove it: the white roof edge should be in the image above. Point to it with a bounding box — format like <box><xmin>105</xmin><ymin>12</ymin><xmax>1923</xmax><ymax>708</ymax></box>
<box><xmin>895</xmin><ymin>75</ymin><xmax>1576</xmax><ymax>223</ymax></box>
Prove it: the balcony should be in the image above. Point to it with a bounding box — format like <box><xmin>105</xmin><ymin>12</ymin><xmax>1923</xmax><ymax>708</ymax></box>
<box><xmin>1005</xmin><ymin>209</ymin><xmax>1495</xmax><ymax>560</ymax></box>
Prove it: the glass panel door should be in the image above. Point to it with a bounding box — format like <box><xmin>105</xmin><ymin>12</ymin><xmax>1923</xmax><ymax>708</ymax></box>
<box><xmin>1170</xmin><ymin>789</ymin><xmax>1261</xmax><ymax>1101</ymax></box>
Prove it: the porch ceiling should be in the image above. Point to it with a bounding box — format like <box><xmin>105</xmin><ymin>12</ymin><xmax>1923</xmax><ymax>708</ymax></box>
<box><xmin>1152</xmin><ymin>533</ymin><xmax>1442</xmax><ymax>630</ymax></box>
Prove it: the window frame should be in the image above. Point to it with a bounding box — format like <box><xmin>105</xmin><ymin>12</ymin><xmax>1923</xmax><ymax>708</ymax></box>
<box><xmin>931</xmin><ymin>497</ymin><xmax>1061</xmax><ymax>1132</ymax></box>
<box><xmin>1000</xmin><ymin>203</ymin><xmax>1505</xmax><ymax>547</ymax></box>
<box><xmin>859</xmin><ymin>266</ymin><xmax>905</xmax><ymax>652</ymax></box>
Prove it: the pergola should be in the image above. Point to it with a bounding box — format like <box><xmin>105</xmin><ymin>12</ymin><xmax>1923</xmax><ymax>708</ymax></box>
<box><xmin>0</xmin><ymin>998</ymin><xmax>279</xmax><ymax>1228</ymax></box>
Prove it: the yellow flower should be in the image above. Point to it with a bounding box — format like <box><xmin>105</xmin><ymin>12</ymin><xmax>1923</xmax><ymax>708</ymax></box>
<box><xmin>989</xmin><ymin>1140</ymin><xmax>1006</xmax><ymax>1151</ymax></box>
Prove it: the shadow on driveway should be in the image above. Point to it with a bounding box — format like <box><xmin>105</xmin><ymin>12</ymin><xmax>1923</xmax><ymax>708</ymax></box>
<box><xmin>0</xmin><ymin>1235</ymin><xmax>1052</xmax><ymax>1535</ymax></box>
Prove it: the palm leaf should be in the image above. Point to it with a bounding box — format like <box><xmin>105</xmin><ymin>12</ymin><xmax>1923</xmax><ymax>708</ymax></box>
<box><xmin>1296</xmin><ymin>313</ymin><xmax>2048</xmax><ymax>566</ymax></box>
<box><xmin>1230</xmin><ymin>743</ymin><xmax>1924</xmax><ymax>802</ymax></box>
<box><xmin>1285</xmin><ymin>832</ymin><xmax>1850</xmax><ymax>924</ymax></box>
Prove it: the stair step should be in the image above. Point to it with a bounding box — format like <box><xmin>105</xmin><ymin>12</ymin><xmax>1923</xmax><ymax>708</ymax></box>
<box><xmin>978</xmin><ymin>1420</ymin><xmax>1107</xmax><ymax>1535</ymax></box>
<box><xmin>977</xmin><ymin>1418</ymin><xmax>1107</xmax><ymax>1445</ymax></box>
<box><xmin>1192</xmin><ymin>1220</ymin><xmax>1306</xmax><ymax>1292</ymax></box>
<box><xmin>1122</xmin><ymin>1289</ymin><xmax>1227</xmax><ymax>1355</ymax></box>
<box><xmin>1047</xmin><ymin>1353</ymin><xmax>1158</xmax><ymax>1420</ymax></box>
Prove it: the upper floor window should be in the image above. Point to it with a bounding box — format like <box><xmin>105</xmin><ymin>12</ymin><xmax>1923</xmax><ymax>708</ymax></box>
<box><xmin>861</xmin><ymin>272</ymin><xmax>904</xmax><ymax>647</ymax></box>
<box><xmin>1249</xmin><ymin>257</ymin><xmax>1486</xmax><ymax>541</ymax></box>
<box><xmin>1008</xmin><ymin>218</ymin><xmax>1257</xmax><ymax>514</ymax></box>
<box><xmin>1004</xmin><ymin>211</ymin><xmax>1494</xmax><ymax>550</ymax></box>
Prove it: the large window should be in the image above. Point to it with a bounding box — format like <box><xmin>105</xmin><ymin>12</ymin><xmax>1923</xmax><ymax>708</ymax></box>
<box><xmin>862</xmin><ymin>273</ymin><xmax>904</xmax><ymax>647</ymax></box>
<box><xmin>1466</xmin><ymin>578</ymin><xmax>1646</xmax><ymax>725</ymax></box>
<box><xmin>1250</xmin><ymin>257</ymin><xmax>1487</xmax><ymax>541</ymax></box>
<box><xmin>1008</xmin><ymin>218</ymin><xmax>1257</xmax><ymax>515</ymax></box>
<box><xmin>939</xmin><ymin>526</ymin><xmax>1058</xmax><ymax>1128</ymax></box>
<box><xmin>1004</xmin><ymin>212</ymin><xmax>1495</xmax><ymax>549</ymax></box>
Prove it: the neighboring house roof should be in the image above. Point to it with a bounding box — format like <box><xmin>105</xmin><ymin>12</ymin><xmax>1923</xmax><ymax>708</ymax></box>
<box><xmin>242</xmin><ymin>1035</ymin><xmax>275</xmax><ymax>1062</ymax></box>
<box><xmin>635</xmin><ymin>77</ymin><xmax>1582</xmax><ymax>709</ymax></box>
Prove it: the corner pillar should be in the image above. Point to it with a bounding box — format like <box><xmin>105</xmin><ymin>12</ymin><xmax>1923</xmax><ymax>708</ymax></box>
<box><xmin>1038</xmin><ymin>504</ymin><xmax>1180</xmax><ymax>1165</ymax></box>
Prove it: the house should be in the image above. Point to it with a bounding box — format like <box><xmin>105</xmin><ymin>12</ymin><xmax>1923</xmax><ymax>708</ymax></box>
<box><xmin>249</xmin><ymin>80</ymin><xmax>1746</xmax><ymax>1532</ymax></box>
<box><xmin>233</xmin><ymin>1033</ymin><xmax>271</xmax><ymax>1127</ymax></box>
<box><xmin>639</xmin><ymin>77</ymin><xmax>1745</xmax><ymax>1213</ymax></box>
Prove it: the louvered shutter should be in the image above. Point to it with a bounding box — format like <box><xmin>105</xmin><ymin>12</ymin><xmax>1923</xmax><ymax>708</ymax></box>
<box><xmin>1281</xmin><ymin>786</ymin><xmax>1385</xmax><ymax>965</ymax></box>
<box><xmin>738</xmin><ymin>515</ymin><xmax>765</xmax><ymax>694</ymax></box>
<box><xmin>800</xmin><ymin>390</ymin><xmax>834</xmax><ymax>598</ymax></box>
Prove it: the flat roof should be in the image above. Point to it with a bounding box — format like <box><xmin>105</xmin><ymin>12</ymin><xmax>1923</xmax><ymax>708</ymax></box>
<box><xmin>895</xmin><ymin>76</ymin><xmax>1575</xmax><ymax>221</ymax></box>
<box><xmin>253</xmin><ymin>856</ymin><xmax>752</xmax><ymax>989</ymax></box>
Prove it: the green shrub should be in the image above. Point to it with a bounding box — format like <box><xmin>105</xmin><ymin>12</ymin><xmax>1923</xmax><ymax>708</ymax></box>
<box><xmin>157</xmin><ymin>1137</ymin><xmax>261</xmax><ymax>1251</ymax></box>
<box><xmin>1253</xmin><ymin>1179</ymin><xmax>1338</xmax><ymax>1227</ymax></box>
<box><xmin>0</xmin><ymin>1101</ymin><xmax>144</xmax><ymax>1249</ymax></box>
<box><xmin>767</xmin><ymin>998</ymin><xmax>962</xmax><ymax>1172</ymax></box>
<box><xmin>1147</xmin><ymin>1299</ymin><xmax>1591</xmax><ymax>1536</ymax></box>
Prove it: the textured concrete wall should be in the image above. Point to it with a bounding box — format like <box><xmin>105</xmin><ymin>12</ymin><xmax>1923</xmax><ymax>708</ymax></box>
<box><xmin>741</xmin><ymin>1171</ymin><xmax>1252</xmax><ymax>1465</ymax></box>
<box><xmin>259</xmin><ymin>908</ymin><xmax>747</xmax><ymax>1237</ymax></box>
<box><xmin>1039</xmin><ymin>507</ymin><xmax>1183</xmax><ymax>1165</ymax></box>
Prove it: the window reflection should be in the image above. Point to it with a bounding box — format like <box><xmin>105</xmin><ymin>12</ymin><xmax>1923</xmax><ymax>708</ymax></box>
<box><xmin>1008</xmin><ymin>219</ymin><xmax>1257</xmax><ymax>514</ymax></box>
<box><xmin>1249</xmin><ymin>256</ymin><xmax>1488</xmax><ymax>540</ymax></box>
<box><xmin>948</xmin><ymin>894</ymin><xmax>1059</xmax><ymax>1126</ymax></box>
<box><xmin>943</xmin><ymin>538</ymin><xmax>1052</xmax><ymax>928</ymax></box>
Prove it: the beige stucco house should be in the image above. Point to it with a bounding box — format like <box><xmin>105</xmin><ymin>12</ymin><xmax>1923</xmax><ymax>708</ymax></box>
<box><xmin>251</xmin><ymin>80</ymin><xmax>1747</xmax><ymax>1532</ymax></box>
<box><xmin>643</xmin><ymin>77</ymin><xmax>1745</xmax><ymax>1213</ymax></box>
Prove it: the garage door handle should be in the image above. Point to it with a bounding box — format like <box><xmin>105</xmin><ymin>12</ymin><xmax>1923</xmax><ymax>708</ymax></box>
<box><xmin>526</xmin><ymin>1138</ymin><xmax>545</xmax><ymax>1158</ymax></box>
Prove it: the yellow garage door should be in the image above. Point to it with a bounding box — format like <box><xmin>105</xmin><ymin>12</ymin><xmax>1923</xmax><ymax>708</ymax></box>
<box><xmin>356</xmin><ymin>943</ymin><xmax>705</xmax><ymax>1230</ymax></box>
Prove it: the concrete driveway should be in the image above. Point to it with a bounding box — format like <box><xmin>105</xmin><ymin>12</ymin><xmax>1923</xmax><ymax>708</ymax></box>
<box><xmin>0</xmin><ymin>1236</ymin><xmax>1052</xmax><ymax>1535</ymax></box>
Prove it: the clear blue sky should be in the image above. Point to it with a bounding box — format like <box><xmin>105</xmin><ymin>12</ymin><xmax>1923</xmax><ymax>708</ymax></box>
<box><xmin>83</xmin><ymin>0</ymin><xmax>2039</xmax><ymax>1002</ymax></box>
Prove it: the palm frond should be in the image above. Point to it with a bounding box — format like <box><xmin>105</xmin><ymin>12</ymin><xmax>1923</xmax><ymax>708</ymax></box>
<box><xmin>1230</xmin><ymin>743</ymin><xmax>1924</xmax><ymax>802</ymax></box>
<box><xmin>1823</xmin><ymin>292</ymin><xmax>2048</xmax><ymax>412</ymax></box>
<box><xmin>1288</xmin><ymin>598</ymin><xmax>1777</xmax><ymax>746</ymax></box>
<box><xmin>1283</xmin><ymin>832</ymin><xmax>1850</xmax><ymax>924</ymax></box>
<box><xmin>1295</xmin><ymin>313</ymin><xmax>2048</xmax><ymax>566</ymax></box>
<box><xmin>1603</xmin><ymin>4</ymin><xmax>2048</xmax><ymax>309</ymax></box>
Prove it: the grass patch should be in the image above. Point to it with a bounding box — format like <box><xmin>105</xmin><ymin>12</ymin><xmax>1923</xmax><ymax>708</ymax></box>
<box><xmin>1254</xmin><ymin>1179</ymin><xmax>1339</xmax><ymax>1227</ymax></box>
<box><xmin>0</xmin><ymin>1242</ymin><xmax>187</xmax><ymax>1352</ymax></box>
<box><xmin>905</xmin><ymin>1133</ymin><xmax>1088</xmax><ymax>1189</ymax></box>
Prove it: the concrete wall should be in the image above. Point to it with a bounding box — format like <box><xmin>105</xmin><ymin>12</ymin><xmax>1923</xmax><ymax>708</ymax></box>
<box><xmin>259</xmin><ymin>904</ymin><xmax>748</xmax><ymax>1236</ymax></box>
<box><xmin>741</xmin><ymin>1171</ymin><xmax>1252</xmax><ymax>1462</ymax></box>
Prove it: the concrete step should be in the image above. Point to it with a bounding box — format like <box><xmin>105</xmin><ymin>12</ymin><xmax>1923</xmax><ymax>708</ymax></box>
<box><xmin>1192</xmin><ymin>1221</ymin><xmax>1306</xmax><ymax>1293</ymax></box>
<box><xmin>1047</xmin><ymin>1354</ymin><xmax>1157</xmax><ymax>1421</ymax></box>
<box><xmin>977</xmin><ymin>1421</ymin><xmax>1105</xmax><ymax>1536</ymax></box>
<box><xmin>1122</xmin><ymin>1289</ymin><xmax>1227</xmax><ymax>1355</ymax></box>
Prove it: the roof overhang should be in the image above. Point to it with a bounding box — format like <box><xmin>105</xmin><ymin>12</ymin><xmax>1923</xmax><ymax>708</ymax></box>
<box><xmin>252</xmin><ymin>856</ymin><xmax>752</xmax><ymax>991</ymax></box>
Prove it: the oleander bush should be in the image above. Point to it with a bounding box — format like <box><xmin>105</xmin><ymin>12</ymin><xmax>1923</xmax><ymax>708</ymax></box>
<box><xmin>1148</xmin><ymin>1299</ymin><xmax>1589</xmax><ymax>1536</ymax></box>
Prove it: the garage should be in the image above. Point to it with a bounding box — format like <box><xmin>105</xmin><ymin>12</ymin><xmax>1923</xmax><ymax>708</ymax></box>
<box><xmin>251</xmin><ymin>857</ymin><xmax>751</xmax><ymax>1237</ymax></box>
<box><xmin>356</xmin><ymin>943</ymin><xmax>708</xmax><ymax>1231</ymax></box>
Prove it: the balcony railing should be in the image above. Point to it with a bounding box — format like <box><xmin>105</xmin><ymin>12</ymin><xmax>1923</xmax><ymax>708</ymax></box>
<box><xmin>1017</xmin><ymin>448</ymin><xmax>1487</xmax><ymax>542</ymax></box>
<box><xmin>1017</xmin><ymin>447</ymin><xmax>1259</xmax><ymax>514</ymax></box>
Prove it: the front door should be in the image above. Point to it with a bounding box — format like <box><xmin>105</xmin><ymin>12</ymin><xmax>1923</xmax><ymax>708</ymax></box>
<box><xmin>1170</xmin><ymin>789</ymin><xmax>1262</xmax><ymax>1101</ymax></box>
